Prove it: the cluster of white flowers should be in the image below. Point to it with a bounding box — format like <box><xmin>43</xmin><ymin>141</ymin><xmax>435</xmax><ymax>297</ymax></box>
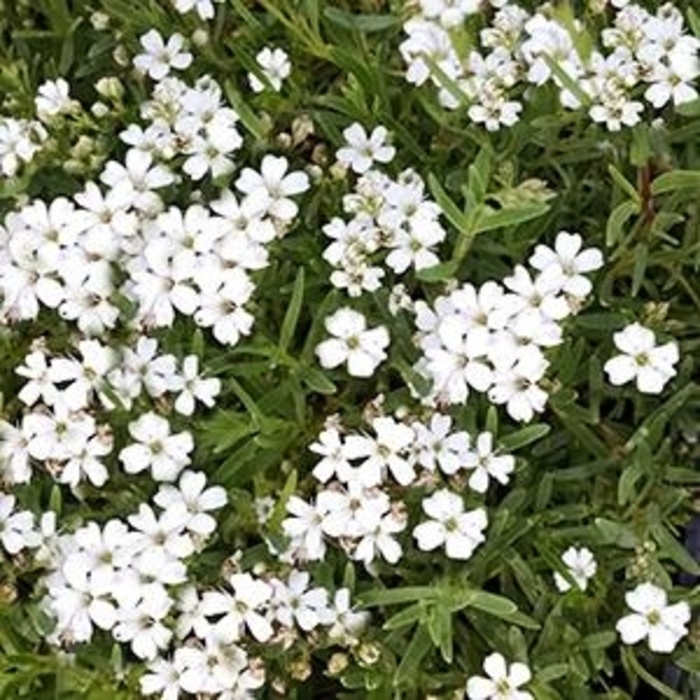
<box><xmin>604</xmin><ymin>322</ymin><xmax>679</xmax><ymax>394</ymax></box>
<box><xmin>400</xmin><ymin>2</ymin><xmax>700</xmax><ymax>131</ymax></box>
<box><xmin>0</xmin><ymin>43</ymin><xmax>309</xmax><ymax>348</ymax></box>
<box><xmin>0</xmin><ymin>337</ymin><xmax>219</xmax><ymax>489</ymax></box>
<box><xmin>281</xmin><ymin>411</ymin><xmax>515</xmax><ymax>567</ymax></box>
<box><xmin>323</xmin><ymin>142</ymin><xmax>446</xmax><ymax>297</ymax></box>
<box><xmin>140</xmin><ymin>571</ymin><xmax>367</xmax><ymax>698</ymax></box>
<box><xmin>35</xmin><ymin>469</ymin><xmax>305</xmax><ymax>700</ymax></box>
<box><xmin>141</xmin><ymin>564</ymin><xmax>368</xmax><ymax>698</ymax></box>
<box><xmin>0</xmin><ymin>116</ymin><xmax>47</xmax><ymax>177</ymax></box>
<box><xmin>412</xmin><ymin>231</ymin><xmax>603</xmax><ymax>421</ymax></box>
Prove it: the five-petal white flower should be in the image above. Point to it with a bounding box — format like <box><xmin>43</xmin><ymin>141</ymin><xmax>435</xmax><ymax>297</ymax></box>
<box><xmin>466</xmin><ymin>652</ymin><xmax>533</xmax><ymax>700</ymax></box>
<box><xmin>315</xmin><ymin>307</ymin><xmax>390</xmax><ymax>378</ymax></box>
<box><xmin>616</xmin><ymin>582</ymin><xmax>690</xmax><ymax>653</ymax></box>
<box><xmin>604</xmin><ymin>323</ymin><xmax>679</xmax><ymax>394</ymax></box>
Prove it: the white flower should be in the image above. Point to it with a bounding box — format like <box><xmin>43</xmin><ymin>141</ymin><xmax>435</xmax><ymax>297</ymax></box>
<box><xmin>119</xmin><ymin>412</ymin><xmax>193</xmax><ymax>482</ymax></box>
<box><xmin>413</xmin><ymin>489</ymin><xmax>487</xmax><ymax>560</ymax></box>
<box><xmin>270</xmin><ymin>570</ymin><xmax>330</xmax><ymax>631</ymax></box>
<box><xmin>202</xmin><ymin>572</ymin><xmax>273</xmax><ymax>643</ymax></box>
<box><xmin>140</xmin><ymin>655</ymin><xmax>187</xmax><ymax>699</ymax></box>
<box><xmin>235</xmin><ymin>155</ymin><xmax>309</xmax><ymax>221</ymax></box>
<box><xmin>282</xmin><ymin>495</ymin><xmax>328</xmax><ymax>562</ymax></box>
<box><xmin>16</xmin><ymin>349</ymin><xmax>59</xmax><ymax>407</ymax></box>
<box><xmin>488</xmin><ymin>346</ymin><xmax>550</xmax><ymax>422</ymax></box>
<box><xmin>604</xmin><ymin>323</ymin><xmax>679</xmax><ymax>394</ymax></box>
<box><xmin>153</xmin><ymin>470</ymin><xmax>227</xmax><ymax>537</ymax></box>
<box><xmin>553</xmin><ymin>546</ymin><xmax>597</xmax><ymax>592</ymax></box>
<box><xmin>466</xmin><ymin>652</ymin><xmax>533</xmax><ymax>700</ymax></box>
<box><xmin>529</xmin><ymin>231</ymin><xmax>604</xmax><ymax>298</ymax></box>
<box><xmin>336</xmin><ymin>123</ymin><xmax>396</xmax><ymax>174</ymax></box>
<box><xmin>326</xmin><ymin>587</ymin><xmax>370</xmax><ymax>643</ymax></box>
<box><xmin>0</xmin><ymin>420</ymin><xmax>33</xmax><ymax>485</ymax></box>
<box><xmin>589</xmin><ymin>93</ymin><xmax>644</xmax><ymax>131</ymax></box>
<box><xmin>616</xmin><ymin>582</ymin><xmax>690</xmax><ymax>653</ymax></box>
<box><xmin>0</xmin><ymin>494</ymin><xmax>40</xmax><ymax>554</ymax></box>
<box><xmin>172</xmin><ymin>355</ymin><xmax>221</xmax><ymax>416</ymax></box>
<box><xmin>412</xmin><ymin>413</ymin><xmax>470</xmax><ymax>475</ymax></box>
<box><xmin>249</xmin><ymin>47</ymin><xmax>291</xmax><ymax>93</ymax></box>
<box><xmin>463</xmin><ymin>432</ymin><xmax>514</xmax><ymax>493</ymax></box>
<box><xmin>134</xmin><ymin>30</ymin><xmax>193</xmax><ymax>81</ymax></box>
<box><xmin>172</xmin><ymin>0</ymin><xmax>222</xmax><ymax>20</ymax></box>
<box><xmin>35</xmin><ymin>79</ymin><xmax>79</xmax><ymax>120</ymax></box>
<box><xmin>315</xmin><ymin>308</ymin><xmax>390</xmax><ymax>378</ymax></box>
<box><xmin>113</xmin><ymin>586</ymin><xmax>173</xmax><ymax>660</ymax></box>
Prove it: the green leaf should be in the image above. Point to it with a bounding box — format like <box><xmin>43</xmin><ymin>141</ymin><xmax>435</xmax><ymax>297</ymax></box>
<box><xmin>580</xmin><ymin>631</ymin><xmax>617</xmax><ymax>650</ymax></box>
<box><xmin>650</xmin><ymin>522</ymin><xmax>700</xmax><ymax>576</ymax></box>
<box><xmin>49</xmin><ymin>485</ymin><xmax>62</xmax><ymax>516</ymax></box>
<box><xmin>223</xmin><ymin>81</ymin><xmax>268</xmax><ymax>141</ymax></box>
<box><xmin>676</xmin><ymin>98</ymin><xmax>700</xmax><ymax>116</ymax></box>
<box><xmin>542</xmin><ymin>54</ymin><xmax>591</xmax><ymax>107</ymax></box>
<box><xmin>298</xmin><ymin>365</ymin><xmax>337</xmax><ymax>395</ymax></box>
<box><xmin>383</xmin><ymin>603</ymin><xmax>426</xmax><ymax>631</ymax></box>
<box><xmin>470</xmin><ymin>203</ymin><xmax>550</xmax><ymax>236</ymax></box>
<box><xmin>630</xmin><ymin>124</ymin><xmax>651</xmax><ymax>167</ymax></box>
<box><xmin>623</xmin><ymin>647</ymin><xmax>683</xmax><ymax>700</ymax></box>
<box><xmin>608</xmin><ymin>164</ymin><xmax>640</xmax><ymax>204</ymax></box>
<box><xmin>552</xmin><ymin>405</ymin><xmax>610</xmax><ymax>459</ymax></box>
<box><xmin>395</xmin><ymin>625</ymin><xmax>433</xmax><ymax>686</ymax></box>
<box><xmin>618</xmin><ymin>441</ymin><xmax>651</xmax><ymax>505</ymax></box>
<box><xmin>631</xmin><ymin>243</ymin><xmax>648</xmax><ymax>297</ymax></box>
<box><xmin>664</xmin><ymin>467</ymin><xmax>700</xmax><ymax>484</ymax></box>
<box><xmin>426</xmin><ymin>604</ymin><xmax>453</xmax><ymax>663</ymax></box>
<box><xmin>467</xmin><ymin>146</ymin><xmax>493</xmax><ymax>205</ymax></box>
<box><xmin>675</xmin><ymin>651</ymin><xmax>700</xmax><ymax>673</ymax></box>
<box><xmin>428</xmin><ymin>173</ymin><xmax>470</xmax><ymax>235</ymax></box>
<box><xmin>278</xmin><ymin>267</ymin><xmax>305</xmax><ymax>355</ymax></box>
<box><xmin>499</xmin><ymin>424</ymin><xmax>551</xmax><ymax>452</ymax></box>
<box><xmin>415</xmin><ymin>260</ymin><xmax>458</xmax><ymax>283</ymax></box>
<box><xmin>468</xmin><ymin>590</ymin><xmax>517</xmax><ymax>616</ymax></box>
<box><xmin>605</xmin><ymin>200</ymin><xmax>639</xmax><ymax>247</ymax></box>
<box><xmin>535</xmin><ymin>664</ymin><xmax>570</xmax><ymax>683</ymax></box>
<box><xmin>594</xmin><ymin>518</ymin><xmax>637</xmax><ymax>548</ymax></box>
<box><xmin>625</xmin><ymin>383</ymin><xmax>698</xmax><ymax>452</ymax></box>
<box><xmin>651</xmin><ymin>170</ymin><xmax>700</xmax><ymax>195</ymax></box>
<box><xmin>267</xmin><ymin>469</ymin><xmax>298</xmax><ymax>532</ymax></box>
<box><xmin>360</xmin><ymin>586</ymin><xmax>436</xmax><ymax>607</ymax></box>
<box><xmin>688</xmin><ymin>7</ymin><xmax>700</xmax><ymax>38</ymax></box>
<box><xmin>323</xmin><ymin>7</ymin><xmax>399</xmax><ymax>32</ymax></box>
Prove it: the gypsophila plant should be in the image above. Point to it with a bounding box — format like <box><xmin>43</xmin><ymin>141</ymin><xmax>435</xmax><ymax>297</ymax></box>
<box><xmin>0</xmin><ymin>0</ymin><xmax>699</xmax><ymax>698</ymax></box>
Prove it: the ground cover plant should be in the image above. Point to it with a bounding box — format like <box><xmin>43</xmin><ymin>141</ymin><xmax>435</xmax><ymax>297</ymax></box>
<box><xmin>0</xmin><ymin>0</ymin><xmax>699</xmax><ymax>698</ymax></box>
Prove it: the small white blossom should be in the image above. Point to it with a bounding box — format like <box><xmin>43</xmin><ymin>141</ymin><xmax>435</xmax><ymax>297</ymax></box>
<box><xmin>336</xmin><ymin>123</ymin><xmax>396</xmax><ymax>174</ymax></box>
<box><xmin>119</xmin><ymin>412</ymin><xmax>193</xmax><ymax>482</ymax></box>
<box><xmin>249</xmin><ymin>47</ymin><xmax>291</xmax><ymax>93</ymax></box>
<box><xmin>316</xmin><ymin>308</ymin><xmax>390</xmax><ymax>378</ymax></box>
<box><xmin>413</xmin><ymin>489</ymin><xmax>487</xmax><ymax>560</ymax></box>
<box><xmin>604</xmin><ymin>323</ymin><xmax>679</xmax><ymax>394</ymax></box>
<box><xmin>553</xmin><ymin>546</ymin><xmax>597</xmax><ymax>592</ymax></box>
<box><xmin>134</xmin><ymin>30</ymin><xmax>193</xmax><ymax>81</ymax></box>
<box><xmin>35</xmin><ymin>79</ymin><xmax>79</xmax><ymax>120</ymax></box>
<box><xmin>466</xmin><ymin>652</ymin><xmax>533</xmax><ymax>700</ymax></box>
<box><xmin>616</xmin><ymin>582</ymin><xmax>690</xmax><ymax>653</ymax></box>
